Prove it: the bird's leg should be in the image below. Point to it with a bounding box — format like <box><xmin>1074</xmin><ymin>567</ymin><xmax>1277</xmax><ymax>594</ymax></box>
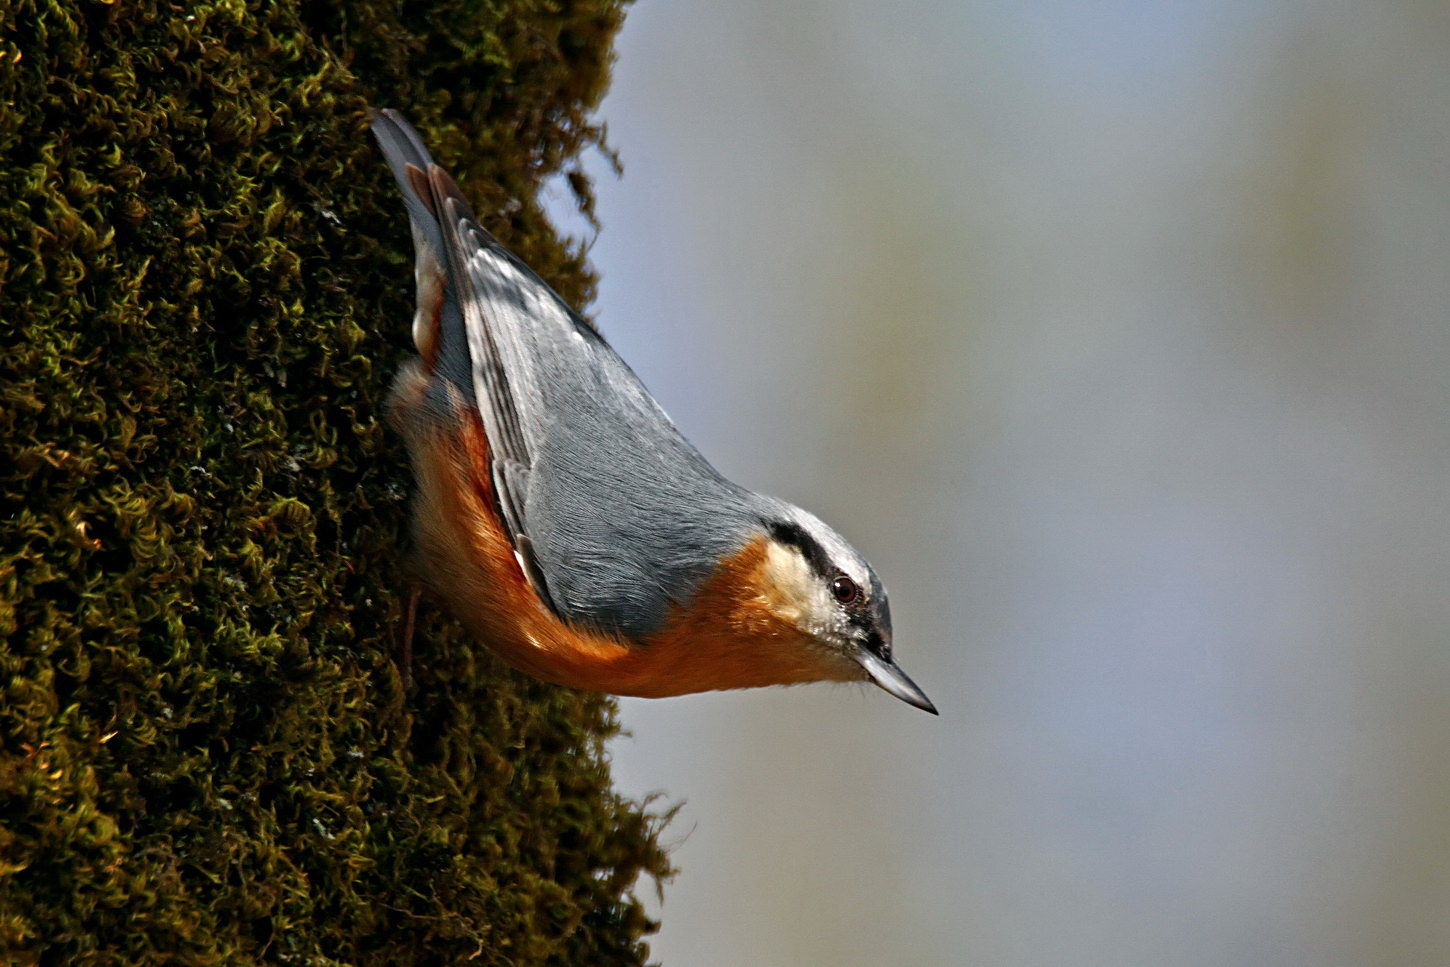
<box><xmin>396</xmin><ymin>584</ymin><xmax>420</xmax><ymax>692</ymax></box>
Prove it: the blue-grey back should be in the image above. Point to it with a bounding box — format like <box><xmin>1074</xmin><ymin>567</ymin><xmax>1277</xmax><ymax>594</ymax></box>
<box><xmin>371</xmin><ymin>108</ymin><xmax>763</xmax><ymax>640</ymax></box>
<box><xmin>520</xmin><ymin>330</ymin><xmax>761</xmax><ymax>639</ymax></box>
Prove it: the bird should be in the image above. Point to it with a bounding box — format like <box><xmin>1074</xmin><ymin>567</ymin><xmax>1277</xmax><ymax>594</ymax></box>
<box><xmin>370</xmin><ymin>108</ymin><xmax>935</xmax><ymax>714</ymax></box>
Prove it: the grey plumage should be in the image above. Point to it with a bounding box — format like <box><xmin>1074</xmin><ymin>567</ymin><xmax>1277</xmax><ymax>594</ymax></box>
<box><xmin>369</xmin><ymin>109</ymin><xmax>939</xmax><ymax>715</ymax></box>
<box><xmin>372</xmin><ymin>109</ymin><xmax>766</xmax><ymax>639</ymax></box>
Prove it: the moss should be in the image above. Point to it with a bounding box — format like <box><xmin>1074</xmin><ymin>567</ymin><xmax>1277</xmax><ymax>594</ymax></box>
<box><xmin>0</xmin><ymin>0</ymin><xmax>672</xmax><ymax>963</ymax></box>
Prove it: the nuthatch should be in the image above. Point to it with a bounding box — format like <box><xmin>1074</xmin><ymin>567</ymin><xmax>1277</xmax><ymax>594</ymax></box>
<box><xmin>371</xmin><ymin>109</ymin><xmax>935</xmax><ymax>714</ymax></box>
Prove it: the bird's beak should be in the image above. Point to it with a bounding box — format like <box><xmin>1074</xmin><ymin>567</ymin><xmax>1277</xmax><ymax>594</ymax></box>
<box><xmin>855</xmin><ymin>649</ymin><xmax>938</xmax><ymax>715</ymax></box>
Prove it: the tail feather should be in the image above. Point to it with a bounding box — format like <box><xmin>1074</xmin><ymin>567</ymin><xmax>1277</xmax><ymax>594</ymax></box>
<box><xmin>370</xmin><ymin>108</ymin><xmax>436</xmax><ymax>207</ymax></box>
<box><xmin>369</xmin><ymin>109</ymin><xmax>457</xmax><ymax>373</ymax></box>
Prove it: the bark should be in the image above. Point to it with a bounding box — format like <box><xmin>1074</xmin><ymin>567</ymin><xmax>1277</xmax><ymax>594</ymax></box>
<box><xmin>0</xmin><ymin>1</ymin><xmax>670</xmax><ymax>963</ymax></box>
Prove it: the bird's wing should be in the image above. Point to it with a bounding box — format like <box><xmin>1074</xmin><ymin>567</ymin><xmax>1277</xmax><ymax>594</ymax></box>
<box><xmin>372</xmin><ymin>109</ymin><xmax>751</xmax><ymax>639</ymax></box>
<box><xmin>372</xmin><ymin>108</ymin><xmax>595</xmax><ymax>610</ymax></box>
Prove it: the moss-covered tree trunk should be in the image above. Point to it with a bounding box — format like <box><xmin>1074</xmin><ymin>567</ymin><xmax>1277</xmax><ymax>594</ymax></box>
<box><xmin>0</xmin><ymin>2</ymin><xmax>671</xmax><ymax>963</ymax></box>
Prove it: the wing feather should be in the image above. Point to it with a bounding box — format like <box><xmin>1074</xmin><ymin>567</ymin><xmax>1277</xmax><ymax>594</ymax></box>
<box><xmin>372</xmin><ymin>109</ymin><xmax>576</xmax><ymax>612</ymax></box>
<box><xmin>373</xmin><ymin>108</ymin><xmax>760</xmax><ymax>639</ymax></box>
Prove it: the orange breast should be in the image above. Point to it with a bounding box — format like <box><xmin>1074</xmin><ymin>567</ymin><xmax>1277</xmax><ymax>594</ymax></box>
<box><xmin>393</xmin><ymin>376</ymin><xmax>848</xmax><ymax>698</ymax></box>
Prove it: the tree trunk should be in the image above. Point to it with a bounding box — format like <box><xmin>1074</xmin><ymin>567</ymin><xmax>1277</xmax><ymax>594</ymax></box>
<box><xmin>0</xmin><ymin>1</ymin><xmax>669</xmax><ymax>963</ymax></box>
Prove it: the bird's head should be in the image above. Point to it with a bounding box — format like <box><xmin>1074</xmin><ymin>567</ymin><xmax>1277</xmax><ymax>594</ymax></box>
<box><xmin>743</xmin><ymin>504</ymin><xmax>936</xmax><ymax>714</ymax></box>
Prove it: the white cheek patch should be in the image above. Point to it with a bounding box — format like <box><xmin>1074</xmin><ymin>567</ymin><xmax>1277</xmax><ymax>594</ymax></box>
<box><xmin>761</xmin><ymin>540</ymin><xmax>844</xmax><ymax>641</ymax></box>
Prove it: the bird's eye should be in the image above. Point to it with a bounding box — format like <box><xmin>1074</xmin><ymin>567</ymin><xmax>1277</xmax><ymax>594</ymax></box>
<box><xmin>829</xmin><ymin>575</ymin><xmax>860</xmax><ymax>604</ymax></box>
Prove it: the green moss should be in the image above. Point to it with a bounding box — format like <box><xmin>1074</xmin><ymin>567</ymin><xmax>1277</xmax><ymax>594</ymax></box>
<box><xmin>0</xmin><ymin>0</ymin><xmax>672</xmax><ymax>963</ymax></box>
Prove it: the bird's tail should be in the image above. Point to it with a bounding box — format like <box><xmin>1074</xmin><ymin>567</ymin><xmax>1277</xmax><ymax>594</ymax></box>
<box><xmin>369</xmin><ymin>108</ymin><xmax>470</xmax><ymax>370</ymax></box>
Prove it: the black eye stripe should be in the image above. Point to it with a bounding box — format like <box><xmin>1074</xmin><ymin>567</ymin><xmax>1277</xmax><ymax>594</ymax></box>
<box><xmin>766</xmin><ymin>520</ymin><xmax>833</xmax><ymax>578</ymax></box>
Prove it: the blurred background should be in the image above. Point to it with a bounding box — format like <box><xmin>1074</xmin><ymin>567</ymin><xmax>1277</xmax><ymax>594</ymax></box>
<box><xmin>542</xmin><ymin>1</ymin><xmax>1450</xmax><ymax>964</ymax></box>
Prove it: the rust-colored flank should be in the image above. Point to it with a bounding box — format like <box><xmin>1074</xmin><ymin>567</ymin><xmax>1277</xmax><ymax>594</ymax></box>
<box><xmin>396</xmin><ymin>385</ymin><xmax>851</xmax><ymax>698</ymax></box>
